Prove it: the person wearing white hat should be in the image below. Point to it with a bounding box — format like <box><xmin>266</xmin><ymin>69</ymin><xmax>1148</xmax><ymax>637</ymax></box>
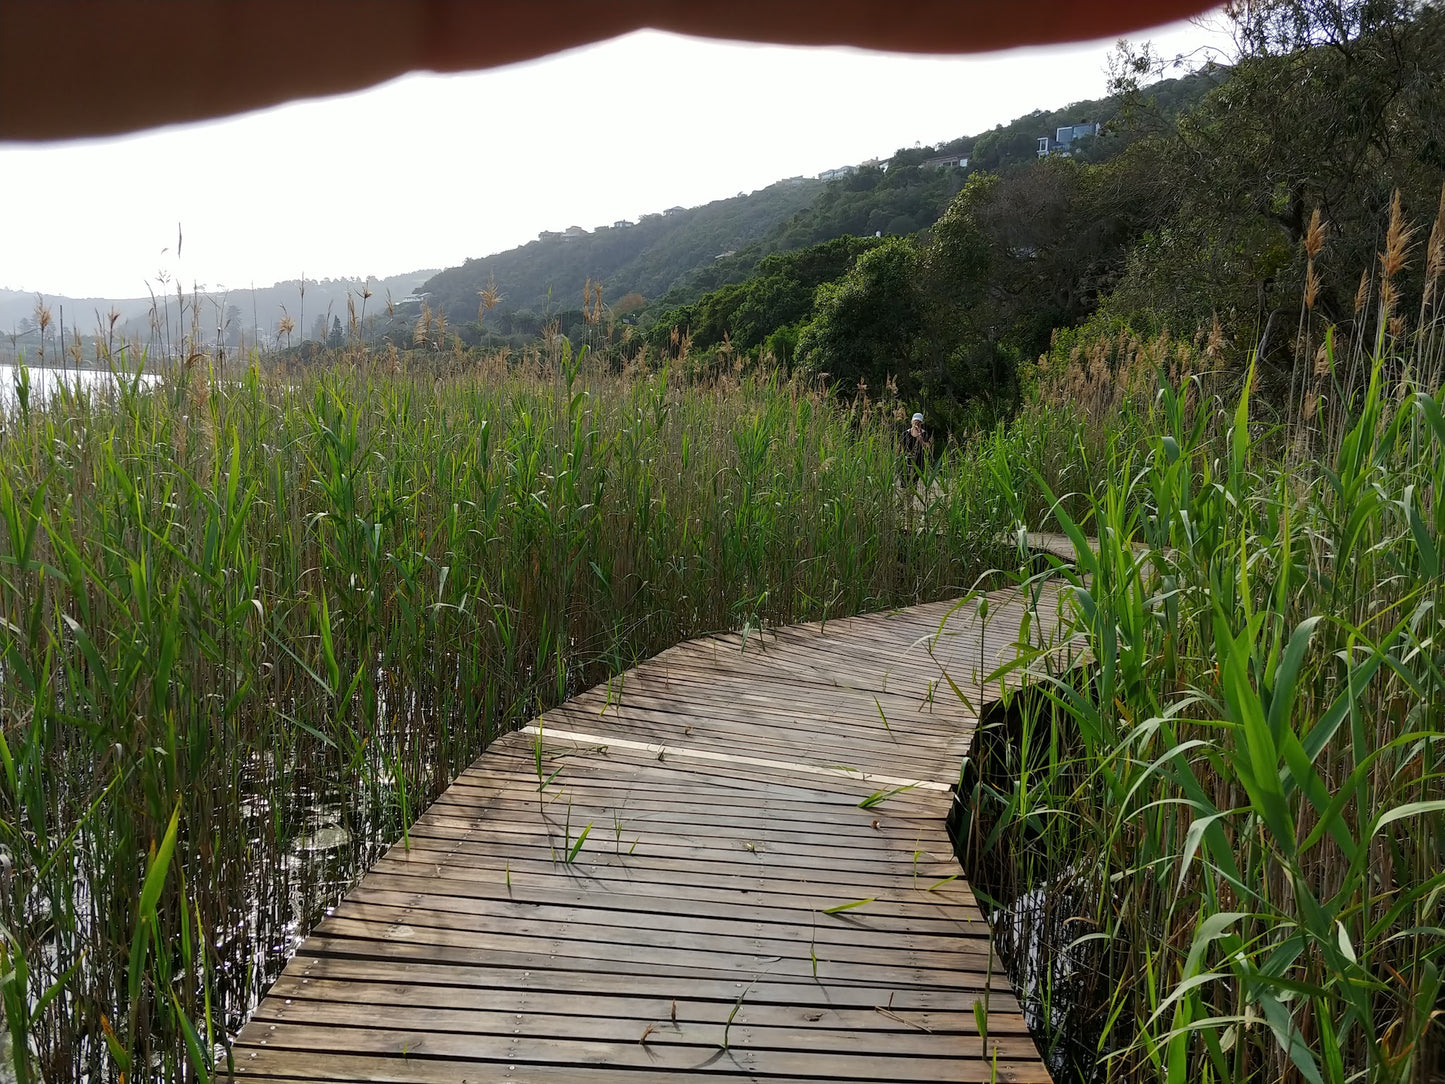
<box><xmin>903</xmin><ymin>411</ymin><xmax>931</xmax><ymax>474</ymax></box>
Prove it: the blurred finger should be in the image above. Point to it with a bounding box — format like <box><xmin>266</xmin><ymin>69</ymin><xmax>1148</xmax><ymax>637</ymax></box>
<box><xmin>0</xmin><ymin>0</ymin><xmax>1217</xmax><ymax>141</ymax></box>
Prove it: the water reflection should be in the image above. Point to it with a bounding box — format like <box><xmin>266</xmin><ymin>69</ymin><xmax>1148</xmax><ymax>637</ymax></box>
<box><xmin>0</xmin><ymin>364</ymin><xmax>159</xmax><ymax>409</ymax></box>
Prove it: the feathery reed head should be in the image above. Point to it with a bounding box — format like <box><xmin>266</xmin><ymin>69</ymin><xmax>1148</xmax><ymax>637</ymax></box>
<box><xmin>1379</xmin><ymin>190</ymin><xmax>1416</xmax><ymax>281</ymax></box>
<box><xmin>1303</xmin><ymin>208</ymin><xmax>1328</xmax><ymax>259</ymax></box>
<box><xmin>1353</xmin><ymin>270</ymin><xmax>1371</xmax><ymax>315</ymax></box>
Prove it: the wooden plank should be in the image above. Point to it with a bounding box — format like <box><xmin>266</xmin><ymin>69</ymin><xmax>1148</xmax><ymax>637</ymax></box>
<box><xmin>398</xmin><ymin>820</ymin><xmax>959</xmax><ymax>867</ymax></box>
<box><xmin>551</xmin><ymin>692</ymin><xmax>970</xmax><ymax>757</ymax></box>
<box><xmin>398</xmin><ymin>823</ymin><xmax>961</xmax><ymax>872</ymax></box>
<box><xmin>540</xmin><ymin>708</ymin><xmax>971</xmax><ymax>772</ymax></box>
<box><xmin>364</xmin><ymin>848</ymin><xmax>982</xmax><ymax>913</ymax></box>
<box><xmin>331</xmin><ymin>892</ymin><xmax>991</xmax><ymax>949</ymax></box>
<box><xmin>425</xmin><ymin>780</ymin><xmax>947</xmax><ymax>825</ymax></box>
<box><xmin>249</xmin><ymin>999</ymin><xmax>1010</xmax><ymax>1056</ymax></box>
<box><xmin>228</xmin><ymin>1046</ymin><xmax>1052</xmax><ymax>1084</ymax></box>
<box><xmin>274</xmin><ymin>956</ymin><xmax>1021</xmax><ymax>1010</ymax></box>
<box><xmin>259</xmin><ymin>975</ymin><xmax>1023</xmax><ymax>1033</ymax></box>
<box><xmin>227</xmin><ymin>590</ymin><xmax>1054</xmax><ymax>1082</ymax></box>
<box><xmin>517</xmin><ymin>724</ymin><xmax>958</xmax><ymax>792</ymax></box>
<box><xmin>485</xmin><ymin>735</ymin><xmax>957</xmax><ymax>801</ymax></box>
<box><xmin>234</xmin><ymin>1023</ymin><xmax>1045</xmax><ymax>1081</ymax></box>
<box><xmin>298</xmin><ymin>921</ymin><xmax>993</xmax><ymax>987</ymax></box>
<box><xmin>347</xmin><ymin>871</ymin><xmax>981</xmax><ymax>934</ymax></box>
<box><xmin>405</xmin><ymin>806</ymin><xmax>952</xmax><ymax>857</ymax></box>
<box><xmin>577</xmin><ymin>677</ymin><xmax>974</xmax><ymax>739</ymax></box>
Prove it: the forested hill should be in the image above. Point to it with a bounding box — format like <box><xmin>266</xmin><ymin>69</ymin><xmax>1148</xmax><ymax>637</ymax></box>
<box><xmin>639</xmin><ymin>0</ymin><xmax>1445</xmax><ymax>438</ymax></box>
<box><xmin>407</xmin><ymin>65</ymin><xmax>1223</xmax><ymax>348</ymax></box>
<box><xmin>418</xmin><ymin>180</ymin><xmax>825</xmax><ymax>338</ymax></box>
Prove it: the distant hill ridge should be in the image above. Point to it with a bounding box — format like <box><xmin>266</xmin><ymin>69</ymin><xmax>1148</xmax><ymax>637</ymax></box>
<box><xmin>0</xmin><ymin>270</ymin><xmax>437</xmax><ymax>357</ymax></box>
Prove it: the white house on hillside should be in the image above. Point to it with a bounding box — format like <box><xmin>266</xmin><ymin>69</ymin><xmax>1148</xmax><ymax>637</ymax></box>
<box><xmin>1037</xmin><ymin>122</ymin><xmax>1100</xmax><ymax>157</ymax></box>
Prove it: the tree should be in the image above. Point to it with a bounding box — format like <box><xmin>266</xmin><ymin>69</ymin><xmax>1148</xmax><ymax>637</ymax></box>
<box><xmin>1107</xmin><ymin>0</ymin><xmax>1445</xmax><ymax>357</ymax></box>
<box><xmin>796</xmin><ymin>238</ymin><xmax>927</xmax><ymax>400</ymax></box>
<box><xmin>327</xmin><ymin>315</ymin><xmax>344</xmax><ymax>349</ymax></box>
<box><xmin>910</xmin><ymin>156</ymin><xmax>1158</xmax><ymax>412</ymax></box>
<box><xmin>224</xmin><ymin>303</ymin><xmax>244</xmax><ymax>351</ymax></box>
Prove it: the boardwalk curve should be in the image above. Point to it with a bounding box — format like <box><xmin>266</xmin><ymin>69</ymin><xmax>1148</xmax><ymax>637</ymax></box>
<box><xmin>227</xmin><ymin>581</ymin><xmax>1069</xmax><ymax>1083</ymax></box>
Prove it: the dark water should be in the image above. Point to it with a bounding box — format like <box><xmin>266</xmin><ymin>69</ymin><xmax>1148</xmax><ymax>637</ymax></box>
<box><xmin>950</xmin><ymin>689</ymin><xmax>1113</xmax><ymax>1084</ymax></box>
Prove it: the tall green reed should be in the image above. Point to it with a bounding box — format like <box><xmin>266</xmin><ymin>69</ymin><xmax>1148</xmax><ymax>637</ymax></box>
<box><xmin>968</xmin><ymin>346</ymin><xmax>1444</xmax><ymax>1082</ymax></box>
<box><xmin>0</xmin><ymin>347</ymin><xmax>1038</xmax><ymax>1081</ymax></box>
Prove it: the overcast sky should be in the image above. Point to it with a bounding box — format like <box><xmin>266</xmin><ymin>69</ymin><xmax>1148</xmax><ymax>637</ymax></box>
<box><xmin>0</xmin><ymin>11</ymin><xmax>1230</xmax><ymax>301</ymax></box>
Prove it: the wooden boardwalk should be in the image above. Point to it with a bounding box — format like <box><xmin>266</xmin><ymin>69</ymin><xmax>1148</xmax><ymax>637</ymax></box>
<box><xmin>227</xmin><ymin>581</ymin><xmax>1071</xmax><ymax>1083</ymax></box>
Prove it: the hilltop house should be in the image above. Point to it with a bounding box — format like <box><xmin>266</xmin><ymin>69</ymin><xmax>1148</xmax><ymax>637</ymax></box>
<box><xmin>818</xmin><ymin>164</ymin><xmax>857</xmax><ymax>182</ymax></box>
<box><xmin>921</xmin><ymin>153</ymin><xmax>968</xmax><ymax>170</ymax></box>
<box><xmin>1037</xmin><ymin>122</ymin><xmax>1100</xmax><ymax>157</ymax></box>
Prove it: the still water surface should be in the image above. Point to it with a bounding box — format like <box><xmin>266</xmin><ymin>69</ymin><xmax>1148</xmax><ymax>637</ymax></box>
<box><xmin>0</xmin><ymin>364</ymin><xmax>159</xmax><ymax>407</ymax></box>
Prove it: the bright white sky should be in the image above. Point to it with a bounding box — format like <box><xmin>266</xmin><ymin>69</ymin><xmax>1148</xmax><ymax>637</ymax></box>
<box><xmin>0</xmin><ymin>12</ymin><xmax>1230</xmax><ymax>301</ymax></box>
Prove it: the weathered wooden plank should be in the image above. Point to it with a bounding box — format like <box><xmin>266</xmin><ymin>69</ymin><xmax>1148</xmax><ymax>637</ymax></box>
<box><xmin>402</xmin><ymin>807</ymin><xmax>953</xmax><ymax>856</ymax></box>
<box><xmin>390</xmin><ymin>820</ymin><xmax>959</xmax><ymax>871</ymax></box>
<box><xmin>328</xmin><ymin>896</ymin><xmax>990</xmax><ymax>953</ymax></box>
<box><xmin>274</xmin><ymin>956</ymin><xmax>1021</xmax><ymax>1009</ymax></box>
<box><xmin>420</xmin><ymin>783</ymin><xmax>949</xmax><ymax>825</ymax></box>
<box><xmin>581</xmin><ymin>667</ymin><xmax>975</xmax><ymax>725</ymax></box>
<box><xmin>229</xmin><ymin>1047</ymin><xmax>1051</xmax><ymax>1084</ymax></box>
<box><xmin>259</xmin><ymin>975</ymin><xmax>1022</xmax><ymax>1032</ymax></box>
<box><xmin>346</xmin><ymin>871</ymin><xmax>980</xmax><ymax>934</ymax></box>
<box><xmin>235</xmin><ymin>1023</ymin><xmax>1046</xmax><ymax>1082</ymax></box>
<box><xmin>299</xmin><ymin>920</ymin><xmax>993</xmax><ymax>987</ymax></box>
<box><xmin>544</xmin><ymin>697</ymin><xmax>970</xmax><ymax>762</ymax></box>
<box><xmin>249</xmin><ymin>999</ymin><xmax>1012</xmax><ymax>1056</ymax></box>
<box><xmin>362</xmin><ymin>850</ymin><xmax>983</xmax><ymax>914</ymax></box>
<box><xmin>396</xmin><ymin>823</ymin><xmax>961</xmax><ymax>873</ymax></box>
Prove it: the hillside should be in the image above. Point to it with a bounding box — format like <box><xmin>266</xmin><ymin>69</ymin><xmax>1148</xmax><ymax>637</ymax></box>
<box><xmin>405</xmin><ymin>65</ymin><xmax>1225</xmax><ymax>349</ymax></box>
<box><xmin>415</xmin><ymin>179</ymin><xmax>826</xmax><ymax>331</ymax></box>
<box><xmin>635</xmin><ymin>1</ymin><xmax>1445</xmax><ymax>435</ymax></box>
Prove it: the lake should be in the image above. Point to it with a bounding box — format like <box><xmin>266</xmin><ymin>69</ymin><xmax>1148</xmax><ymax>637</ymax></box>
<box><xmin>0</xmin><ymin>363</ymin><xmax>159</xmax><ymax>407</ymax></box>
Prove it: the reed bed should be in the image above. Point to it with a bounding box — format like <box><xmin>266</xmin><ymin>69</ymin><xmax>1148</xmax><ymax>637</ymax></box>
<box><xmin>965</xmin><ymin>341</ymin><xmax>1444</xmax><ymax>1078</ymax></box>
<box><xmin>0</xmin><ymin>347</ymin><xmax>1057</xmax><ymax>1082</ymax></box>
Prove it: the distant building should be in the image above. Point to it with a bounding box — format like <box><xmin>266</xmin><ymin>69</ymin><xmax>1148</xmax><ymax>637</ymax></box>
<box><xmin>714</xmin><ymin>250</ymin><xmax>735</xmax><ymax>260</ymax></box>
<box><xmin>921</xmin><ymin>154</ymin><xmax>968</xmax><ymax>170</ymax></box>
<box><xmin>1037</xmin><ymin>122</ymin><xmax>1100</xmax><ymax>157</ymax></box>
<box><xmin>664</xmin><ymin>206</ymin><xmax>686</xmax><ymax>215</ymax></box>
<box><xmin>563</xmin><ymin>225</ymin><xmax>588</xmax><ymax>239</ymax></box>
<box><xmin>613</xmin><ymin>219</ymin><xmax>634</xmax><ymax>228</ymax></box>
<box><xmin>818</xmin><ymin>165</ymin><xmax>857</xmax><ymax>182</ymax></box>
<box><xmin>538</xmin><ymin>229</ymin><xmax>563</xmax><ymax>241</ymax></box>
